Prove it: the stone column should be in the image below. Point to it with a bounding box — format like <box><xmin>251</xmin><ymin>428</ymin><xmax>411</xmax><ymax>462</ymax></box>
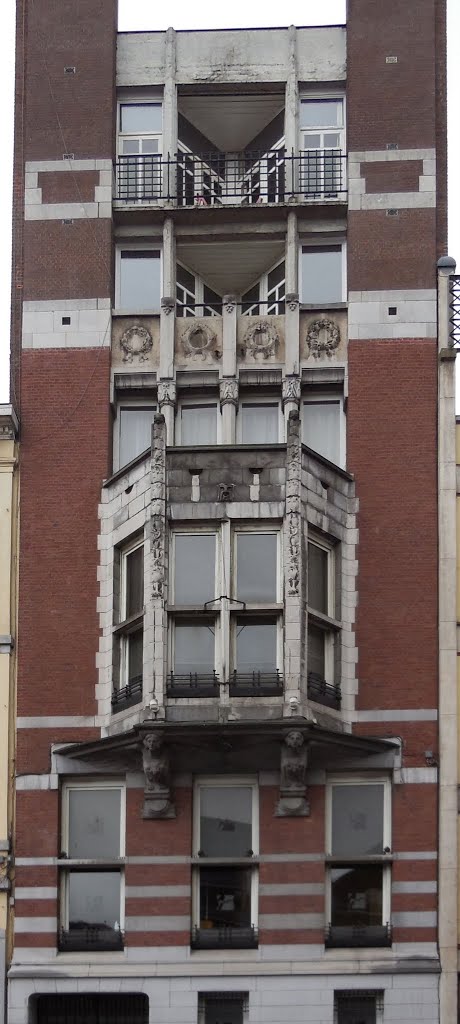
<box><xmin>162</xmin><ymin>28</ymin><xmax>177</xmax><ymax>201</ymax></box>
<box><xmin>284</xmin><ymin>25</ymin><xmax>299</xmax><ymax>197</ymax></box>
<box><xmin>283</xmin><ymin>409</ymin><xmax>303</xmax><ymax>710</ymax></box>
<box><xmin>160</xmin><ymin>217</ymin><xmax>176</xmax><ymax>380</ymax></box>
<box><xmin>282</xmin><ymin>373</ymin><xmax>301</xmax><ymax>438</ymax></box>
<box><xmin>220</xmin><ymin>377</ymin><xmax>239</xmax><ymax>444</ymax></box>
<box><xmin>158</xmin><ymin>379</ymin><xmax>177</xmax><ymax>445</ymax></box>
<box><xmin>144</xmin><ymin>414</ymin><xmax>168</xmax><ymax>711</ymax></box>
<box><xmin>285</xmin><ymin>210</ymin><xmax>300</xmax><ymax>378</ymax></box>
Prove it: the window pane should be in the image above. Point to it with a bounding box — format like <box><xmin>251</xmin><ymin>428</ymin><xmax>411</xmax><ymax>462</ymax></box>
<box><xmin>308</xmin><ymin>542</ymin><xmax>328</xmax><ymax>614</ymax></box>
<box><xmin>174</xmin><ymin>622</ymin><xmax>215</xmax><ymax>674</ymax></box>
<box><xmin>267</xmin><ymin>261</ymin><xmax>285</xmax><ymax>290</ymax></box>
<box><xmin>174</xmin><ymin>534</ymin><xmax>215</xmax><ymax>604</ymax></box>
<box><xmin>68</xmin><ymin>789</ymin><xmax>121</xmax><ymax>857</ymax></box>
<box><xmin>204</xmin><ymin>998</ymin><xmax>244</xmax><ymax>1024</ymax></box>
<box><xmin>307</xmin><ymin>623</ymin><xmax>325</xmax><ymax>678</ymax></box>
<box><xmin>236</xmin><ymin>620</ymin><xmax>277</xmax><ymax>673</ymax></box>
<box><xmin>331</xmin><ymin>784</ymin><xmax>385</xmax><ymax>856</ymax></box>
<box><xmin>241</xmin><ymin>403</ymin><xmax>279</xmax><ymax>444</ymax></box>
<box><xmin>236</xmin><ymin>534</ymin><xmax>277</xmax><ymax>602</ymax></box>
<box><xmin>180</xmin><ymin>404</ymin><xmax>217</xmax><ymax>445</ymax></box>
<box><xmin>128</xmin><ymin>628</ymin><xmax>143</xmax><ymax>685</ymax></box>
<box><xmin>300</xmin><ymin>99</ymin><xmax>342</xmax><ymax>129</ymax></box>
<box><xmin>120</xmin><ymin>103</ymin><xmax>162</xmax><ymax>134</ymax></box>
<box><xmin>330</xmin><ymin>864</ymin><xmax>383</xmax><ymax>927</ymax></box>
<box><xmin>68</xmin><ymin>871</ymin><xmax>121</xmax><ymax>929</ymax></box>
<box><xmin>199</xmin><ymin>866</ymin><xmax>252</xmax><ymax>929</ymax></box>
<box><xmin>301</xmin><ymin>245</ymin><xmax>342</xmax><ymax>304</ymax></box>
<box><xmin>125</xmin><ymin>546</ymin><xmax>144</xmax><ymax>617</ymax></box>
<box><xmin>177</xmin><ymin>263</ymin><xmax>195</xmax><ymax>293</ymax></box>
<box><xmin>302</xmin><ymin>399</ymin><xmax>341</xmax><ymax>464</ymax></box>
<box><xmin>119</xmin><ymin>407</ymin><xmax>156</xmax><ymax>467</ymax></box>
<box><xmin>119</xmin><ymin>250</ymin><xmax>161</xmax><ymax>309</ymax></box>
<box><xmin>200</xmin><ymin>786</ymin><xmax>253</xmax><ymax>857</ymax></box>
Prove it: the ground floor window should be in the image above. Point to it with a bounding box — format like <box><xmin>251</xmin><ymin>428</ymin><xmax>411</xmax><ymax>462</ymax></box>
<box><xmin>34</xmin><ymin>994</ymin><xmax>148</xmax><ymax>1024</ymax></box>
<box><xmin>334</xmin><ymin>990</ymin><xmax>383</xmax><ymax>1024</ymax></box>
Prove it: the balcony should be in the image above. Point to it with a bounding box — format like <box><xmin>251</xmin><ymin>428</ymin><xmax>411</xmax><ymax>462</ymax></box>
<box><xmin>191</xmin><ymin>924</ymin><xmax>258</xmax><ymax>950</ymax></box>
<box><xmin>307</xmin><ymin>671</ymin><xmax>341</xmax><ymax>710</ymax></box>
<box><xmin>325</xmin><ymin>923</ymin><xmax>392</xmax><ymax>949</ymax></box>
<box><xmin>58</xmin><ymin>924</ymin><xmax>124</xmax><ymax>952</ymax></box>
<box><xmin>166</xmin><ymin>672</ymin><xmax>220</xmax><ymax>698</ymax></box>
<box><xmin>113</xmin><ymin>150</ymin><xmax>347</xmax><ymax>207</ymax></box>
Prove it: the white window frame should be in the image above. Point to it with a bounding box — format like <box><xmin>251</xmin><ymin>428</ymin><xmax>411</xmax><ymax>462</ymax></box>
<box><xmin>115</xmin><ymin>244</ymin><xmax>162</xmax><ymax>313</ymax></box>
<box><xmin>192</xmin><ymin>776</ymin><xmax>259</xmax><ymax>933</ymax></box>
<box><xmin>299</xmin><ymin>240</ymin><xmax>347</xmax><ymax>306</ymax></box>
<box><xmin>241</xmin><ymin>258</ymin><xmax>285</xmax><ymax>316</ymax></box>
<box><xmin>117</xmin><ymin>535</ymin><xmax>145</xmax><ymax>693</ymax></box>
<box><xmin>114</xmin><ymin>398</ymin><xmax>157</xmax><ymax>471</ymax></box>
<box><xmin>307</xmin><ymin>533</ymin><xmax>336</xmax><ymax>685</ymax></box>
<box><xmin>117</xmin><ymin>99</ymin><xmax>163</xmax><ymax>158</ymax></box>
<box><xmin>325</xmin><ymin>776</ymin><xmax>392</xmax><ymax>930</ymax></box>
<box><xmin>232</xmin><ymin>528</ymin><xmax>282</xmax><ymax>605</ymax></box>
<box><xmin>60</xmin><ymin>781</ymin><xmax>126</xmax><ymax>934</ymax></box>
<box><xmin>301</xmin><ymin>389</ymin><xmax>346</xmax><ymax>469</ymax></box>
<box><xmin>176</xmin><ymin>261</ymin><xmax>222</xmax><ymax>317</ymax></box>
<box><xmin>236</xmin><ymin>395</ymin><xmax>284</xmax><ymax>444</ymax></box>
<box><xmin>299</xmin><ymin>94</ymin><xmax>346</xmax><ymax>151</ymax></box>
<box><xmin>175</xmin><ymin>397</ymin><xmax>221</xmax><ymax>446</ymax></box>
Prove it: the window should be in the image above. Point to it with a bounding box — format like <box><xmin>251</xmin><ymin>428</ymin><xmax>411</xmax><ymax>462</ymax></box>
<box><xmin>177</xmin><ymin>401</ymin><xmax>219</xmax><ymax>445</ymax></box>
<box><xmin>59</xmin><ymin>783</ymin><xmax>125</xmax><ymax>952</ymax></box>
<box><xmin>326</xmin><ymin>779</ymin><xmax>391</xmax><ymax>948</ymax></box>
<box><xmin>237</xmin><ymin>399</ymin><xmax>282</xmax><ymax>444</ymax></box>
<box><xmin>176</xmin><ymin>263</ymin><xmax>222</xmax><ymax>317</ymax></box>
<box><xmin>35</xmin><ymin>994</ymin><xmax>149</xmax><ymax>1024</ymax></box>
<box><xmin>167</xmin><ymin>528</ymin><xmax>283</xmax><ymax>698</ymax></box>
<box><xmin>192</xmin><ymin>779</ymin><xmax>258</xmax><ymax>949</ymax></box>
<box><xmin>334</xmin><ymin>992</ymin><xmax>383</xmax><ymax>1024</ymax></box>
<box><xmin>301</xmin><ymin>391</ymin><xmax>344</xmax><ymax>467</ymax></box>
<box><xmin>199</xmin><ymin>993</ymin><xmax>248</xmax><ymax>1024</ymax></box>
<box><xmin>112</xmin><ymin>537</ymin><xmax>144</xmax><ymax>712</ymax></box>
<box><xmin>116</xmin><ymin>403</ymin><xmax>157</xmax><ymax>469</ymax></box>
<box><xmin>241</xmin><ymin>260</ymin><xmax>285</xmax><ymax>315</ymax></box>
<box><xmin>307</xmin><ymin>536</ymin><xmax>340</xmax><ymax>708</ymax></box>
<box><xmin>300</xmin><ymin>98</ymin><xmax>345</xmax><ymax>197</ymax></box>
<box><xmin>300</xmin><ymin>244</ymin><xmax>345</xmax><ymax>305</ymax></box>
<box><xmin>117</xmin><ymin>249</ymin><xmax>161</xmax><ymax>311</ymax></box>
<box><xmin>118</xmin><ymin>102</ymin><xmax>162</xmax><ymax>201</ymax></box>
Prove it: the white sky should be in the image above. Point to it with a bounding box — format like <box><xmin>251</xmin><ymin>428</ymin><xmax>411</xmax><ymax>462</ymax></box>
<box><xmin>0</xmin><ymin>0</ymin><xmax>458</xmax><ymax>404</ymax></box>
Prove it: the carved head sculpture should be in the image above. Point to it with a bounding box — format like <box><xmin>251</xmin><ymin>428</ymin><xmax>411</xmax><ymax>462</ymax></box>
<box><xmin>285</xmin><ymin>730</ymin><xmax>304</xmax><ymax>750</ymax></box>
<box><xmin>143</xmin><ymin>732</ymin><xmax>163</xmax><ymax>754</ymax></box>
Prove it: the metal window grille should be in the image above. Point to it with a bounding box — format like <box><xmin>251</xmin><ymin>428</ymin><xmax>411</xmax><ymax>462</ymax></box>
<box><xmin>34</xmin><ymin>993</ymin><xmax>148</xmax><ymax>1024</ymax></box>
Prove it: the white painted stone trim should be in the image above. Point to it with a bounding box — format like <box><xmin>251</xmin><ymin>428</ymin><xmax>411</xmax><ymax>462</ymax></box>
<box><xmin>354</xmin><ymin>709</ymin><xmax>437</xmax><ymax>721</ymax></box>
<box><xmin>349</xmin><ymin>191</ymin><xmax>435</xmax><ymax>211</ymax></box>
<box><xmin>349</xmin><ymin>148</ymin><xmax>436</xmax><ymax>163</ymax></box>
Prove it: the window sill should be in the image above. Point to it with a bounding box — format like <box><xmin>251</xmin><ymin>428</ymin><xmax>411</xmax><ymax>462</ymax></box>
<box><xmin>112</xmin><ymin>308</ymin><xmax>161</xmax><ymax>317</ymax></box>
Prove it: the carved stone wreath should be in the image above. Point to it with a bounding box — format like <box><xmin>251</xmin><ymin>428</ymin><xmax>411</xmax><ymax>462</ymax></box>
<box><xmin>181</xmin><ymin>322</ymin><xmax>217</xmax><ymax>361</ymax></box>
<box><xmin>120</xmin><ymin>324</ymin><xmax>153</xmax><ymax>363</ymax></box>
<box><xmin>306</xmin><ymin>318</ymin><xmax>341</xmax><ymax>359</ymax></box>
<box><xmin>242</xmin><ymin>320</ymin><xmax>279</xmax><ymax>361</ymax></box>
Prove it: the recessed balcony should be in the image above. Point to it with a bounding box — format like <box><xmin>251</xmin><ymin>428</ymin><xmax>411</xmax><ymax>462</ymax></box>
<box><xmin>113</xmin><ymin>150</ymin><xmax>347</xmax><ymax>207</ymax></box>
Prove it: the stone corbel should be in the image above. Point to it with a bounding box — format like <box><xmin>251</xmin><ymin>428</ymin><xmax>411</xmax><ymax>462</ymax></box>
<box><xmin>158</xmin><ymin>379</ymin><xmax>177</xmax><ymax>407</ymax></box>
<box><xmin>285</xmin><ymin>292</ymin><xmax>299</xmax><ymax>313</ymax></box>
<box><xmin>219</xmin><ymin>377</ymin><xmax>239</xmax><ymax>407</ymax></box>
<box><xmin>223</xmin><ymin>294</ymin><xmax>237</xmax><ymax>315</ymax></box>
<box><xmin>275</xmin><ymin>729</ymin><xmax>310</xmax><ymax>816</ymax></box>
<box><xmin>161</xmin><ymin>296</ymin><xmax>175</xmax><ymax>316</ymax></box>
<box><xmin>141</xmin><ymin>733</ymin><xmax>175</xmax><ymax>819</ymax></box>
<box><xmin>282</xmin><ymin>374</ymin><xmax>301</xmax><ymax>407</ymax></box>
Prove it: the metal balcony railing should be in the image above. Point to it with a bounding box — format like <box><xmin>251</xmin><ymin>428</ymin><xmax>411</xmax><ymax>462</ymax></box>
<box><xmin>111</xmin><ymin>675</ymin><xmax>142</xmax><ymax>713</ymax></box>
<box><xmin>228</xmin><ymin>670</ymin><xmax>283</xmax><ymax>697</ymax></box>
<box><xmin>325</xmin><ymin>923</ymin><xmax>392</xmax><ymax>949</ymax></box>
<box><xmin>58</xmin><ymin>925</ymin><xmax>124</xmax><ymax>952</ymax></box>
<box><xmin>114</xmin><ymin>150</ymin><xmax>347</xmax><ymax>205</ymax></box>
<box><xmin>307</xmin><ymin>671</ymin><xmax>341</xmax><ymax>710</ymax></box>
<box><xmin>166</xmin><ymin>671</ymin><xmax>220</xmax><ymax>697</ymax></box>
<box><xmin>449</xmin><ymin>275</ymin><xmax>460</xmax><ymax>347</ymax></box>
<box><xmin>191</xmin><ymin>925</ymin><xmax>258</xmax><ymax>950</ymax></box>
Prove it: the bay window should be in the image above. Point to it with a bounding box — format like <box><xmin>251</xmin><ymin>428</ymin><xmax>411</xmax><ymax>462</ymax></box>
<box><xmin>326</xmin><ymin>779</ymin><xmax>392</xmax><ymax>948</ymax></box>
<box><xmin>59</xmin><ymin>783</ymin><xmax>125</xmax><ymax>951</ymax></box>
<box><xmin>192</xmin><ymin>779</ymin><xmax>258</xmax><ymax>949</ymax></box>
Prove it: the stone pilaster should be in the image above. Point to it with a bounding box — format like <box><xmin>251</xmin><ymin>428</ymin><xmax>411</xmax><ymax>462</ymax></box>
<box><xmin>144</xmin><ymin>414</ymin><xmax>167</xmax><ymax>711</ymax></box>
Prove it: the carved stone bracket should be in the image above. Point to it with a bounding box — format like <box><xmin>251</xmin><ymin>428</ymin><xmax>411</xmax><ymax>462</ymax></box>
<box><xmin>181</xmin><ymin>321</ymin><xmax>218</xmax><ymax>361</ymax></box>
<box><xmin>282</xmin><ymin>375</ymin><xmax>301</xmax><ymax>406</ymax></box>
<box><xmin>285</xmin><ymin>292</ymin><xmax>299</xmax><ymax>313</ymax></box>
<box><xmin>161</xmin><ymin>296</ymin><xmax>175</xmax><ymax>316</ymax></box>
<box><xmin>276</xmin><ymin>730</ymin><xmax>310</xmax><ymax>817</ymax></box>
<box><xmin>219</xmin><ymin>377</ymin><xmax>239</xmax><ymax>406</ymax></box>
<box><xmin>223</xmin><ymin>294</ymin><xmax>237</xmax><ymax>315</ymax></box>
<box><xmin>141</xmin><ymin>733</ymin><xmax>175</xmax><ymax>819</ymax></box>
<box><xmin>120</xmin><ymin>324</ymin><xmax>153</xmax><ymax>363</ymax></box>
<box><xmin>158</xmin><ymin>380</ymin><xmax>177</xmax><ymax>407</ymax></box>
<box><xmin>306</xmin><ymin>317</ymin><xmax>341</xmax><ymax>359</ymax></box>
<box><xmin>242</xmin><ymin>320</ymin><xmax>279</xmax><ymax>361</ymax></box>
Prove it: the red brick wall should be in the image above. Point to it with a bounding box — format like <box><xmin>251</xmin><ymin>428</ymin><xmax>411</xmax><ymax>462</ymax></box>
<box><xmin>348</xmin><ymin>209</ymin><xmax>437</xmax><ymax>291</ymax></box>
<box><xmin>347</xmin><ymin>338</ymin><xmax>438</xmax><ymax>711</ymax></box>
<box><xmin>38</xmin><ymin>170</ymin><xmax>100</xmax><ymax>204</ymax></box>
<box><xmin>23</xmin><ymin>220</ymin><xmax>112</xmax><ymax>301</ymax></box>
<box><xmin>361</xmin><ymin>160</ymin><xmax>423</xmax><ymax>194</ymax></box>
<box><xmin>18</xmin><ymin>348</ymin><xmax>111</xmax><ymax>719</ymax></box>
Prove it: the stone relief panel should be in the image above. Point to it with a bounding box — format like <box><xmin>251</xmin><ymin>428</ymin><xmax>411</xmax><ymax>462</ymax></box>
<box><xmin>174</xmin><ymin>317</ymin><xmax>223</xmax><ymax>367</ymax></box>
<box><xmin>112</xmin><ymin>315</ymin><xmax>160</xmax><ymax>369</ymax></box>
<box><xmin>237</xmin><ymin>314</ymin><xmax>285</xmax><ymax>365</ymax></box>
<box><xmin>300</xmin><ymin>309</ymin><xmax>347</xmax><ymax>365</ymax></box>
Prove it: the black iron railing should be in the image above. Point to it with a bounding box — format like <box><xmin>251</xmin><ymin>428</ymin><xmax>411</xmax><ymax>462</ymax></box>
<box><xmin>166</xmin><ymin>672</ymin><xmax>220</xmax><ymax>697</ymax></box>
<box><xmin>325</xmin><ymin>923</ymin><xmax>392</xmax><ymax>949</ymax></box>
<box><xmin>228</xmin><ymin>670</ymin><xmax>283</xmax><ymax>697</ymax></box>
<box><xmin>449</xmin><ymin>275</ymin><xmax>460</xmax><ymax>347</ymax></box>
<box><xmin>307</xmin><ymin>671</ymin><xmax>341</xmax><ymax>710</ymax></box>
<box><xmin>114</xmin><ymin>150</ymin><xmax>347</xmax><ymax>205</ymax></box>
<box><xmin>59</xmin><ymin>925</ymin><xmax>124</xmax><ymax>952</ymax></box>
<box><xmin>191</xmin><ymin>925</ymin><xmax>258</xmax><ymax>950</ymax></box>
<box><xmin>111</xmin><ymin>675</ymin><xmax>142</xmax><ymax>713</ymax></box>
